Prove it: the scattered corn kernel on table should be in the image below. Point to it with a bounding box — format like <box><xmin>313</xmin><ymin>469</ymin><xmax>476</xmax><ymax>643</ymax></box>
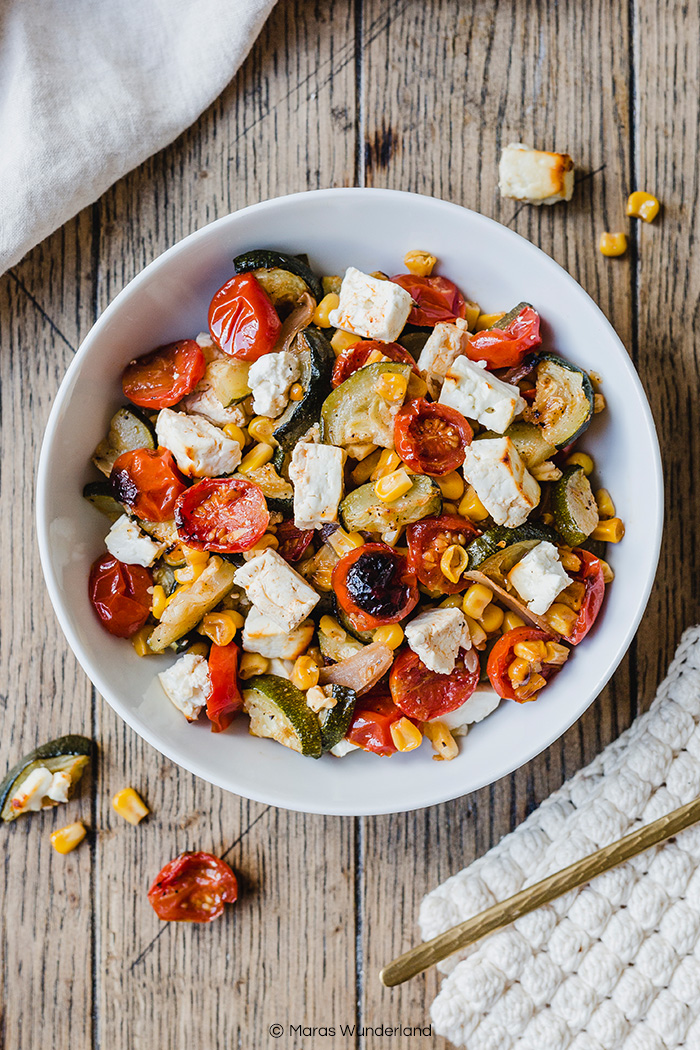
<box><xmin>0</xmin><ymin>2</ymin><xmax>696</xmax><ymax>1047</ymax></box>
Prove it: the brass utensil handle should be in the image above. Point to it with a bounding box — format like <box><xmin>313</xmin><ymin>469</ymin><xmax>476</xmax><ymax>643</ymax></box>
<box><xmin>380</xmin><ymin>795</ymin><xmax>700</xmax><ymax>987</ymax></box>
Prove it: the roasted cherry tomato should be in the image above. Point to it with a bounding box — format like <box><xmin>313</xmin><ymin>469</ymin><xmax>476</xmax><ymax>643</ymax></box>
<box><xmin>208</xmin><ymin>273</ymin><xmax>281</xmax><ymax>361</ymax></box>
<box><xmin>88</xmin><ymin>554</ymin><xmax>152</xmax><ymax>638</ymax></box>
<box><xmin>111</xmin><ymin>448</ymin><xmax>188</xmax><ymax>523</ymax></box>
<box><xmin>390</xmin><ymin>274</ymin><xmax>467</xmax><ymax>327</ymax></box>
<box><xmin>487</xmin><ymin>626</ymin><xmax>562</xmax><ymax>702</ymax></box>
<box><xmin>275</xmin><ymin>519</ymin><xmax>314</xmax><ymax>563</ymax></box>
<box><xmin>331</xmin><ymin>340</ymin><xmax>419</xmax><ymax>388</ymax></box>
<box><xmin>394</xmin><ymin>398</ymin><xmax>473</xmax><ymax>476</ymax></box>
<box><xmin>406</xmin><ymin>514</ymin><xmax>481</xmax><ymax>594</ymax></box>
<box><xmin>389</xmin><ymin>647</ymin><xmax>479</xmax><ymax>721</ymax></box>
<box><xmin>121</xmin><ymin>339</ymin><xmax>206</xmax><ymax>410</ymax></box>
<box><xmin>567</xmin><ymin>549</ymin><xmax>605</xmax><ymax>645</ymax></box>
<box><xmin>346</xmin><ymin>691</ymin><xmax>405</xmax><ymax>756</ymax></box>
<box><xmin>175</xmin><ymin>477</ymin><xmax>269</xmax><ymax>553</ymax></box>
<box><xmin>333</xmin><ymin>543</ymin><xmax>419</xmax><ymax>631</ymax></box>
<box><xmin>207</xmin><ymin>642</ymin><xmax>243</xmax><ymax>733</ymax></box>
<box><xmin>465</xmin><ymin>306</ymin><xmax>542</xmax><ymax>370</ymax></box>
<box><xmin>147</xmin><ymin>851</ymin><xmax>238</xmax><ymax>923</ymax></box>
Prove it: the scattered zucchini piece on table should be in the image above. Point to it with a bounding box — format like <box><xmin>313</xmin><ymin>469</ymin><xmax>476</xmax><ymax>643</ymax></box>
<box><xmin>242</xmin><ymin>674</ymin><xmax>323</xmax><ymax>758</ymax></box>
<box><xmin>273</xmin><ymin>327</ymin><xmax>335</xmax><ymax>451</ymax></box>
<box><xmin>92</xmin><ymin>406</ymin><xmax>156</xmax><ymax>476</ymax></box>
<box><xmin>320</xmin><ymin>362</ymin><xmax>412</xmax><ymax>450</ymax></box>
<box><xmin>553</xmin><ymin>465</ymin><xmax>600</xmax><ymax>546</ymax></box>
<box><xmin>233</xmin><ymin>249</ymin><xmax>324</xmax><ymax>302</ymax></box>
<box><xmin>339</xmin><ymin>474</ymin><xmax>442</xmax><ymax>535</ymax></box>
<box><xmin>524</xmin><ymin>353</ymin><xmax>594</xmax><ymax>448</ymax></box>
<box><xmin>320</xmin><ymin>686</ymin><xmax>358</xmax><ymax>752</ymax></box>
<box><xmin>0</xmin><ymin>735</ymin><xmax>92</xmax><ymax>822</ymax></box>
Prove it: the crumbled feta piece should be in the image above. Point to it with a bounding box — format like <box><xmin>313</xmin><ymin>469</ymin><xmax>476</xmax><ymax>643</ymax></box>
<box><xmin>463</xmin><ymin>437</ymin><xmax>540</xmax><ymax>527</ymax></box>
<box><xmin>10</xmin><ymin>767</ymin><xmax>55</xmax><ymax>814</ymax></box>
<box><xmin>105</xmin><ymin>514</ymin><xmax>166</xmax><ymax>567</ymax></box>
<box><xmin>181</xmin><ymin>384</ymin><xmax>247</xmax><ymax>427</ymax></box>
<box><xmin>417</xmin><ymin>320</ymin><xmax>469</xmax><ymax>384</ymax></box>
<box><xmin>431</xmin><ymin>683</ymin><xmax>502</xmax><ymax>729</ymax></box>
<box><xmin>306</xmin><ymin>685</ymin><xmax>335</xmax><ymax>712</ymax></box>
<box><xmin>155</xmin><ymin>408</ymin><xmax>241</xmax><ymax>478</ymax></box>
<box><xmin>268</xmin><ymin>658</ymin><xmax>294</xmax><ymax>680</ymax></box>
<box><xmin>329</xmin><ymin>267</ymin><xmax>413</xmax><ymax>343</ymax></box>
<box><xmin>289</xmin><ymin>442</ymin><xmax>346</xmax><ymax>530</ymax></box>
<box><xmin>158</xmin><ymin>653</ymin><xmax>211</xmax><ymax>722</ymax></box>
<box><xmin>247</xmin><ymin>350</ymin><xmax>300</xmax><ymax>418</ymax></box>
<box><xmin>242</xmin><ymin>608</ymin><xmax>314</xmax><ymax>659</ymax></box>
<box><xmin>46</xmin><ymin>771</ymin><xmax>73</xmax><ymax>803</ymax></box>
<box><xmin>196</xmin><ymin>331</ymin><xmax>215</xmax><ymax>348</ymax></box>
<box><xmin>405</xmin><ymin>607</ymin><xmax>471</xmax><ymax>675</ymax></box>
<box><xmin>330</xmin><ymin>738</ymin><xmax>360</xmax><ymax>758</ymax></box>
<box><xmin>439</xmin><ymin>357</ymin><xmax>526</xmax><ymax>434</ymax></box>
<box><xmin>233</xmin><ymin>548</ymin><xmax>319</xmax><ymax>632</ymax></box>
<box><xmin>499</xmin><ymin>143</ymin><xmax>575</xmax><ymax>205</ymax></box>
<box><xmin>507</xmin><ymin>541</ymin><xmax>572</xmax><ymax>615</ymax></box>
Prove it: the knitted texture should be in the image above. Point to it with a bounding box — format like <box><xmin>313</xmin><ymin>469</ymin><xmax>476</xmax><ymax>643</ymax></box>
<box><xmin>420</xmin><ymin>627</ymin><xmax>700</xmax><ymax>1049</ymax></box>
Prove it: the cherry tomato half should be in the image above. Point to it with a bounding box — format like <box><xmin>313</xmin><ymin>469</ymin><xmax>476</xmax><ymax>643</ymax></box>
<box><xmin>389</xmin><ymin>647</ymin><xmax>479</xmax><ymax>721</ymax></box>
<box><xmin>394</xmin><ymin>398</ymin><xmax>473</xmax><ymax>476</ymax></box>
<box><xmin>208</xmin><ymin>273</ymin><xmax>282</xmax><ymax>362</ymax></box>
<box><xmin>465</xmin><ymin>306</ymin><xmax>542</xmax><ymax>370</ymax></box>
<box><xmin>331</xmin><ymin>340</ymin><xmax>419</xmax><ymax>388</ymax></box>
<box><xmin>333</xmin><ymin>543</ymin><xmax>419</xmax><ymax>631</ymax></box>
<box><xmin>390</xmin><ymin>274</ymin><xmax>467</xmax><ymax>327</ymax></box>
<box><xmin>406</xmin><ymin>514</ymin><xmax>481</xmax><ymax>594</ymax></box>
<box><xmin>111</xmin><ymin>448</ymin><xmax>188</xmax><ymax>523</ymax></box>
<box><xmin>275</xmin><ymin>519</ymin><xmax>314</xmax><ymax>563</ymax></box>
<box><xmin>88</xmin><ymin>554</ymin><xmax>152</xmax><ymax>638</ymax></box>
<box><xmin>207</xmin><ymin>641</ymin><xmax>243</xmax><ymax>733</ymax></box>
<box><xmin>121</xmin><ymin>340</ymin><xmax>206</xmax><ymax>410</ymax></box>
<box><xmin>567</xmin><ymin>549</ymin><xmax>606</xmax><ymax>645</ymax></box>
<box><xmin>487</xmin><ymin>626</ymin><xmax>561</xmax><ymax>702</ymax></box>
<box><xmin>175</xmin><ymin>477</ymin><xmax>269</xmax><ymax>553</ymax></box>
<box><xmin>346</xmin><ymin>692</ymin><xmax>404</xmax><ymax>756</ymax></box>
<box><xmin>147</xmin><ymin>851</ymin><xmax>238</xmax><ymax>923</ymax></box>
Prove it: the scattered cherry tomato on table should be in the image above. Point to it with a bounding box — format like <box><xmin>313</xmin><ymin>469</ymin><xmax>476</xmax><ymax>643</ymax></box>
<box><xmin>389</xmin><ymin>648</ymin><xmax>479</xmax><ymax>721</ymax></box>
<box><xmin>88</xmin><ymin>554</ymin><xmax>152</xmax><ymax>638</ymax></box>
<box><xmin>394</xmin><ymin>398</ymin><xmax>473</xmax><ymax>476</ymax></box>
<box><xmin>332</xmin><ymin>543</ymin><xmax>419</xmax><ymax>632</ymax></box>
<box><xmin>390</xmin><ymin>274</ymin><xmax>467</xmax><ymax>326</ymax></box>
<box><xmin>175</xmin><ymin>477</ymin><xmax>269</xmax><ymax>553</ymax></box>
<box><xmin>148</xmin><ymin>851</ymin><xmax>238</xmax><ymax>923</ymax></box>
<box><xmin>121</xmin><ymin>339</ymin><xmax>206</xmax><ymax>409</ymax></box>
<box><xmin>111</xmin><ymin>447</ymin><xmax>188</xmax><ymax>522</ymax></box>
<box><xmin>208</xmin><ymin>273</ymin><xmax>281</xmax><ymax>361</ymax></box>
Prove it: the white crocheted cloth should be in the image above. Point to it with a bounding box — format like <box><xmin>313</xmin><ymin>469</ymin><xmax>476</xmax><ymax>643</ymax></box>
<box><xmin>420</xmin><ymin>627</ymin><xmax>700</xmax><ymax>1050</ymax></box>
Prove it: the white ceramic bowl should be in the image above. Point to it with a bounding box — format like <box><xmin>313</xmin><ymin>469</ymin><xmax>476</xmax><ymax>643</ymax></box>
<box><xmin>37</xmin><ymin>188</ymin><xmax>662</xmax><ymax>815</ymax></box>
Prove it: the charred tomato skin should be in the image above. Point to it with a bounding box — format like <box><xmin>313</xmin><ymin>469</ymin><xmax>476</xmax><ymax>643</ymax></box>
<box><xmin>111</xmin><ymin>447</ymin><xmax>189</xmax><ymax>523</ymax></box>
<box><xmin>147</xmin><ymin>851</ymin><xmax>238</xmax><ymax>922</ymax></box>
<box><xmin>333</xmin><ymin>543</ymin><xmax>419</xmax><ymax>631</ymax></box>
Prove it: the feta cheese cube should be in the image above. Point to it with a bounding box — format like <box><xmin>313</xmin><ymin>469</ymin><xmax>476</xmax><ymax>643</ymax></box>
<box><xmin>156</xmin><ymin>408</ymin><xmax>241</xmax><ymax>478</ymax></box>
<box><xmin>289</xmin><ymin>442</ymin><xmax>346</xmax><ymax>530</ymax></box>
<box><xmin>405</xmin><ymin>607</ymin><xmax>471</xmax><ymax>675</ymax></box>
<box><xmin>268</xmin><ymin>658</ymin><xmax>294</xmax><ymax>680</ymax></box>
<box><xmin>242</xmin><ymin>607</ymin><xmax>315</xmax><ymax>659</ymax></box>
<box><xmin>431</xmin><ymin>683</ymin><xmax>502</xmax><ymax>729</ymax></box>
<box><xmin>463</xmin><ymin>437</ymin><xmax>540</xmax><ymax>527</ymax></box>
<box><xmin>105</xmin><ymin>514</ymin><xmax>166</xmax><ymax>567</ymax></box>
<box><xmin>417</xmin><ymin>320</ymin><xmax>469</xmax><ymax>384</ymax></box>
<box><xmin>233</xmin><ymin>548</ymin><xmax>319</xmax><ymax>632</ymax></box>
<box><xmin>499</xmin><ymin>143</ymin><xmax>575</xmax><ymax>205</ymax></box>
<box><xmin>439</xmin><ymin>356</ymin><xmax>526</xmax><ymax>433</ymax></box>
<box><xmin>247</xmin><ymin>350</ymin><xmax>301</xmax><ymax>418</ymax></box>
<box><xmin>330</xmin><ymin>738</ymin><xmax>360</xmax><ymax>758</ymax></box>
<box><xmin>181</xmin><ymin>383</ymin><xmax>247</xmax><ymax>427</ymax></box>
<box><xmin>158</xmin><ymin>653</ymin><xmax>211</xmax><ymax>721</ymax></box>
<box><xmin>507</xmin><ymin>540</ymin><xmax>572</xmax><ymax>615</ymax></box>
<box><xmin>328</xmin><ymin>267</ymin><xmax>413</xmax><ymax>343</ymax></box>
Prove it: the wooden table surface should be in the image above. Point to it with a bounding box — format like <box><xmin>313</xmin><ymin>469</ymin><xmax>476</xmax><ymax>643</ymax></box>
<box><xmin>1</xmin><ymin>2</ymin><xmax>697</xmax><ymax>1047</ymax></box>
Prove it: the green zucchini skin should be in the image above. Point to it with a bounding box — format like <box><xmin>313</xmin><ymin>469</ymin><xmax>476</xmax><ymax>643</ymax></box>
<box><xmin>92</xmin><ymin>406</ymin><xmax>157</xmax><ymax>476</ymax></box>
<box><xmin>486</xmin><ymin>301</ymin><xmax>534</xmax><ymax>330</ymax></box>
<box><xmin>552</xmin><ymin>465</ymin><xmax>600</xmax><ymax>546</ymax></box>
<box><xmin>525</xmin><ymin>353</ymin><xmax>594</xmax><ymax>448</ymax></box>
<box><xmin>320</xmin><ymin>362</ymin><xmax>411</xmax><ymax>450</ymax></box>
<box><xmin>273</xmin><ymin>327</ymin><xmax>335</xmax><ymax>451</ymax></box>
<box><xmin>334</xmin><ymin>601</ymin><xmax>375</xmax><ymax>644</ymax></box>
<box><xmin>82</xmin><ymin>481</ymin><xmax>125</xmax><ymax>521</ymax></box>
<box><xmin>339</xmin><ymin>475</ymin><xmax>442</xmax><ymax>535</ymax></box>
<box><xmin>0</xmin><ymin>735</ymin><xmax>93</xmax><ymax>822</ymax></box>
<box><xmin>320</xmin><ymin>686</ymin><xmax>357</xmax><ymax>752</ymax></box>
<box><xmin>466</xmin><ymin>523</ymin><xmax>562</xmax><ymax>571</ymax></box>
<box><xmin>233</xmin><ymin>250</ymin><xmax>323</xmax><ymax>302</ymax></box>
<box><xmin>243</xmin><ymin>674</ymin><xmax>323</xmax><ymax>758</ymax></box>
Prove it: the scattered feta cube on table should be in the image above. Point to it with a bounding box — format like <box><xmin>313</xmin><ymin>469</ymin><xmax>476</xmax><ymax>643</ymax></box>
<box><xmin>405</xmin><ymin>606</ymin><xmax>472</xmax><ymax>675</ymax></box>
<box><xmin>158</xmin><ymin>653</ymin><xmax>211</xmax><ymax>722</ymax></box>
<box><xmin>329</xmin><ymin>267</ymin><xmax>413</xmax><ymax>343</ymax></box>
<box><xmin>439</xmin><ymin>356</ymin><xmax>526</xmax><ymax>433</ymax></box>
<box><xmin>507</xmin><ymin>541</ymin><xmax>572</xmax><ymax>615</ymax></box>
<box><xmin>156</xmin><ymin>408</ymin><xmax>241</xmax><ymax>477</ymax></box>
<box><xmin>242</xmin><ymin>607</ymin><xmax>315</xmax><ymax>659</ymax></box>
<box><xmin>463</xmin><ymin>437</ymin><xmax>540</xmax><ymax>527</ymax></box>
<box><xmin>105</xmin><ymin>514</ymin><xmax>166</xmax><ymax>567</ymax></box>
<box><xmin>499</xmin><ymin>143</ymin><xmax>575</xmax><ymax>205</ymax></box>
<box><xmin>247</xmin><ymin>350</ymin><xmax>300</xmax><ymax>418</ymax></box>
<box><xmin>233</xmin><ymin>548</ymin><xmax>319</xmax><ymax>632</ymax></box>
<box><xmin>289</xmin><ymin>442</ymin><xmax>346</xmax><ymax>530</ymax></box>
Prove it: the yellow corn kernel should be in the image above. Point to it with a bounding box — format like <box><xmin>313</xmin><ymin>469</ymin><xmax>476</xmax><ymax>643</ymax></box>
<box><xmin>288</xmin><ymin>382</ymin><xmax>305</xmax><ymax>401</ymax></box>
<box><xmin>330</xmin><ymin>329</ymin><xmax>362</xmax><ymax>355</ymax></box>
<box><xmin>370</xmin><ymin>271</ymin><xmax>389</xmax><ymax>281</ymax></box>
<box><xmin>239</xmin><ymin>442</ymin><xmax>274</xmax><ymax>474</ymax></box>
<box><xmin>599</xmin><ymin>232</ymin><xmax>627</xmax><ymax>257</ymax></box>
<box><xmin>151</xmin><ymin>584</ymin><xmax>168</xmax><ymax>619</ymax></box>
<box><xmin>442</xmin><ymin>502</ymin><xmax>458</xmax><ymax>515</ymax></box>
<box><xmin>591</xmin><ymin>517</ymin><xmax>625</xmax><ymax>543</ymax></box>
<box><xmin>230</xmin><ymin>609</ymin><xmax>246</xmax><ymax>629</ymax></box>
<box><xmin>199</xmin><ymin>611</ymin><xmax>239</xmax><ymax>647</ymax></box>
<box><xmin>503</xmin><ymin>611</ymin><xmax>526</xmax><ymax>633</ymax></box>
<box><xmin>545</xmin><ymin>603</ymin><xmax>578</xmax><ymax>636</ymax></box>
<box><xmin>162</xmin><ymin>545</ymin><xmax>185</xmax><ymax>567</ymax></box>
<box><xmin>558</xmin><ymin>581</ymin><xmax>585</xmax><ymax>614</ymax></box>
<box><xmin>371</xmin><ymin>449</ymin><xmax>402</xmax><ymax>481</ymax></box>
<box><xmin>437</xmin><ymin>471</ymin><xmax>465</xmax><ymax>501</ymax></box>
<box><xmin>291</xmin><ymin>654</ymin><xmax>320</xmax><ymax>691</ymax></box>
<box><xmin>183</xmin><ymin>546</ymin><xmax>210</xmax><ymax>567</ymax></box>
<box><xmin>599</xmin><ymin>558</ymin><xmax>615</xmax><ymax>584</ymax></box>
<box><xmin>245</xmin><ymin>534</ymin><xmax>279</xmax><ymax>558</ymax></box>
<box><xmin>186</xmin><ymin>641</ymin><xmax>210</xmax><ymax>658</ymax></box>
<box><xmin>479</xmin><ymin>603</ymin><xmax>505</xmax><ymax>634</ymax></box>
<box><xmin>463</xmin><ymin>583</ymin><xmax>493</xmax><ymax>619</ymax></box>
<box><xmin>239</xmin><ymin>653</ymin><xmax>269</xmax><ymax>679</ymax></box>
<box><xmin>375</xmin><ymin>373</ymin><xmax>408</xmax><ymax>404</ymax></box>
<box><xmin>626</xmin><ymin>190</ymin><xmax>660</xmax><ymax>223</ymax></box>
<box><xmin>373</xmin><ymin>624</ymin><xmax>405</xmax><ymax>650</ymax></box>
<box><xmin>595</xmin><ymin>488</ymin><xmax>616</xmax><ymax>518</ymax></box>
<box><xmin>223</xmin><ymin>423</ymin><xmax>246</xmax><ymax>446</ymax></box>
<box><xmin>319</xmin><ymin>615</ymin><xmax>346</xmax><ymax>642</ymax></box>
<box><xmin>439</xmin><ymin>594</ymin><xmax>464</xmax><ymax>609</ymax></box>
<box><xmin>363</xmin><ymin>348</ymin><xmax>384</xmax><ymax>366</ymax></box>
<box><xmin>440</xmin><ymin>544</ymin><xmax>469</xmax><ymax>584</ymax></box>
<box><xmin>473</xmin><ymin>312</ymin><xmax>505</xmax><ymax>332</ymax></box>
<box><xmin>327</xmin><ymin>528</ymin><xmax>365</xmax><ymax>558</ymax></box>
<box><xmin>352</xmin><ymin>449</ymin><xmax>381</xmax><ymax>485</ymax></box>
<box><xmin>403</xmin><ymin>250</ymin><xmax>437</xmax><ymax>277</ymax></box>
<box><xmin>514</xmin><ymin>640</ymin><xmax>548</xmax><ymax>663</ymax></box>
<box><xmin>50</xmin><ymin>821</ymin><xmax>87</xmax><ymax>855</ymax></box>
<box><xmin>545</xmin><ymin>642</ymin><xmax>570</xmax><ymax>666</ymax></box>
<box><xmin>507</xmin><ymin>657</ymin><xmax>531</xmax><ymax>686</ymax></box>
<box><xmin>594</xmin><ymin>393</ymin><xmax>606</xmax><ymax>414</ymax></box>
<box><xmin>112</xmin><ymin>787</ymin><xmax>149</xmax><ymax>826</ymax></box>
<box><xmin>463</xmin><ymin>300</ymin><xmax>481</xmax><ymax>331</ymax></box>
<box><xmin>247</xmin><ymin>417</ymin><xmax>276</xmax><ymax>444</ymax></box>
<box><xmin>516</xmin><ymin>673</ymin><xmax>547</xmax><ymax>701</ymax></box>
<box><xmin>131</xmin><ymin>627</ymin><xmax>154</xmax><ymax>657</ymax></box>
<box><xmin>558</xmin><ymin>548</ymin><xmax>582</xmax><ymax>573</ymax></box>
<box><xmin>465</xmin><ymin>615</ymin><xmax>487</xmax><ymax>649</ymax></box>
<box><xmin>174</xmin><ymin>562</ymin><xmax>207</xmax><ymax>584</ymax></box>
<box><xmin>458</xmin><ymin>486</ymin><xmax>490</xmax><ymax>522</ymax></box>
<box><xmin>423</xmin><ymin>721</ymin><xmax>459</xmax><ymax>761</ymax></box>
<box><xmin>382</xmin><ymin>526</ymin><xmax>404</xmax><ymax>547</ymax></box>
<box><xmin>312</xmin><ymin>292</ymin><xmax>340</xmax><ymax>327</ymax></box>
<box><xmin>566</xmin><ymin>452</ymin><xmax>594</xmax><ymax>476</ymax></box>
<box><xmin>374</xmin><ymin>468</ymin><xmax>413</xmax><ymax>502</ymax></box>
<box><xmin>390</xmin><ymin>717</ymin><xmax>423</xmax><ymax>753</ymax></box>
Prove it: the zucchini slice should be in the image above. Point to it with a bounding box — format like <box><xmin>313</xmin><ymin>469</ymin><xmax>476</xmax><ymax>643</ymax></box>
<box><xmin>485</xmin><ymin>301</ymin><xmax>534</xmax><ymax>330</ymax></box>
<box><xmin>238</xmin><ymin>463</ymin><xmax>293</xmax><ymax>503</ymax></box>
<box><xmin>321</xmin><ymin>362</ymin><xmax>412</xmax><ymax>450</ymax></box>
<box><xmin>318</xmin><ymin>622</ymin><xmax>366</xmax><ymax>662</ymax></box>
<box><xmin>479</xmin><ymin>421</ymin><xmax>556</xmax><ymax>469</ymax></box>
<box><xmin>334</xmin><ymin>601</ymin><xmax>375</xmax><ymax>644</ymax></box>
<box><xmin>320</xmin><ymin>686</ymin><xmax>357</xmax><ymax>753</ymax></box>
<box><xmin>233</xmin><ymin>249</ymin><xmax>323</xmax><ymax>302</ymax></box>
<box><xmin>466</xmin><ymin>523</ymin><xmax>561</xmax><ymax>571</ymax></box>
<box><xmin>250</xmin><ymin>268</ymin><xmax>310</xmax><ymax>309</ymax></box>
<box><xmin>553</xmin><ymin>465</ymin><xmax>599</xmax><ymax>546</ymax></box>
<box><xmin>273</xmin><ymin>327</ymin><xmax>335</xmax><ymax>451</ymax></box>
<box><xmin>206</xmin><ymin>357</ymin><xmax>252</xmax><ymax>406</ymax></box>
<box><xmin>147</xmin><ymin>556</ymin><xmax>237</xmax><ymax>652</ymax></box>
<box><xmin>524</xmin><ymin>353</ymin><xmax>594</xmax><ymax>448</ymax></box>
<box><xmin>82</xmin><ymin>481</ymin><xmax>124</xmax><ymax>521</ymax></box>
<box><xmin>242</xmin><ymin>674</ymin><xmax>323</xmax><ymax>758</ymax></box>
<box><xmin>339</xmin><ymin>474</ymin><xmax>441</xmax><ymax>535</ymax></box>
<box><xmin>0</xmin><ymin>735</ymin><xmax>92</xmax><ymax>822</ymax></box>
<box><xmin>92</xmin><ymin>406</ymin><xmax>156</xmax><ymax>476</ymax></box>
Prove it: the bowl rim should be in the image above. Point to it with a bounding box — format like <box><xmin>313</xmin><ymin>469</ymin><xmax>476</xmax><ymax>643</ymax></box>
<box><xmin>36</xmin><ymin>187</ymin><xmax>663</xmax><ymax>815</ymax></box>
